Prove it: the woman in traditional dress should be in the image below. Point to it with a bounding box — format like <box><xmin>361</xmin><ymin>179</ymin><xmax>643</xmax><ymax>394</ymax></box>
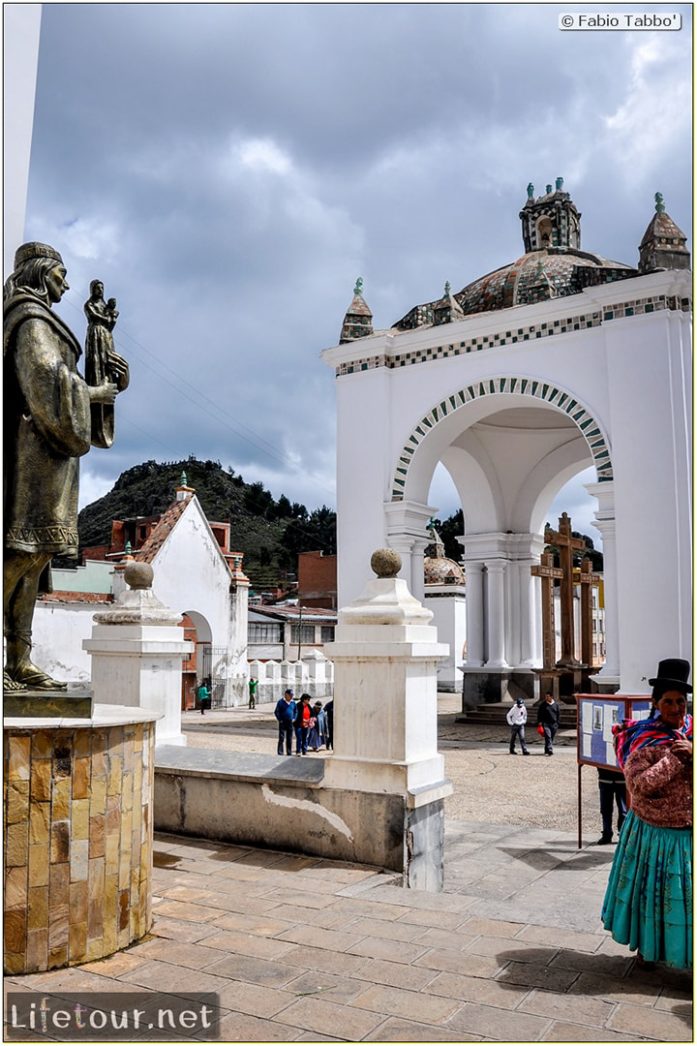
<box><xmin>601</xmin><ymin>658</ymin><xmax>692</xmax><ymax>969</ymax></box>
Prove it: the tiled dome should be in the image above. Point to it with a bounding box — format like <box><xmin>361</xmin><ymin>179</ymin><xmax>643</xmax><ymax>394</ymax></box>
<box><xmin>424</xmin><ymin>555</ymin><xmax>465</xmax><ymax>586</ymax></box>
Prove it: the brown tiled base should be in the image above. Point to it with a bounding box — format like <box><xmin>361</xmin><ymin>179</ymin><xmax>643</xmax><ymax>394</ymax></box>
<box><xmin>4</xmin><ymin>721</ymin><xmax>155</xmax><ymax>973</ymax></box>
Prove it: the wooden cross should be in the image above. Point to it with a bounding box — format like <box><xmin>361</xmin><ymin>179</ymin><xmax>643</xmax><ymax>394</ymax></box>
<box><xmin>531</xmin><ymin>551</ymin><xmax>563</xmax><ymax>670</ymax></box>
<box><xmin>544</xmin><ymin>512</ymin><xmax>585</xmax><ymax>667</ymax></box>
<box><xmin>576</xmin><ymin>556</ymin><xmax>600</xmax><ymax>667</ymax></box>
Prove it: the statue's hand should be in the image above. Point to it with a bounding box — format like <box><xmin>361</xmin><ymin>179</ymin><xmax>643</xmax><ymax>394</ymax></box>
<box><xmin>89</xmin><ymin>381</ymin><xmax>119</xmax><ymax>405</ymax></box>
<box><xmin>107</xmin><ymin>351</ymin><xmax>130</xmax><ymax>392</ymax></box>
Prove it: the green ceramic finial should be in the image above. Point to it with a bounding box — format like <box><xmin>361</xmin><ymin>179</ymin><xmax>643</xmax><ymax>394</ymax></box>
<box><xmin>444</xmin><ymin>281</ymin><xmax>451</xmax><ymax>298</ymax></box>
<box><xmin>354</xmin><ymin>276</ymin><xmax>364</xmax><ymax>296</ymax></box>
<box><xmin>527</xmin><ymin>182</ymin><xmax>534</xmax><ymax>199</ymax></box>
<box><xmin>555</xmin><ymin>176</ymin><xmax>564</xmax><ymax>191</ymax></box>
<box><xmin>545</xmin><ymin>184</ymin><xmax>553</xmax><ymax>195</ymax></box>
<box><xmin>125</xmin><ymin>539</ymin><xmax>132</xmax><ymax>554</ymax></box>
<box><xmin>655</xmin><ymin>192</ymin><xmax>665</xmax><ymax>214</ymax></box>
<box><xmin>180</xmin><ymin>470</ymin><xmax>187</xmax><ymax>487</ymax></box>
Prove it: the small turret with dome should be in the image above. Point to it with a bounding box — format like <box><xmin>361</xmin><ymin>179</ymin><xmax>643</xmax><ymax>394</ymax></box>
<box><xmin>339</xmin><ymin>277</ymin><xmax>374</xmax><ymax>343</ymax></box>
<box><xmin>423</xmin><ymin>521</ymin><xmax>465</xmax><ymax>587</ymax></box>
<box><xmin>638</xmin><ymin>192</ymin><xmax>690</xmax><ymax>274</ymax></box>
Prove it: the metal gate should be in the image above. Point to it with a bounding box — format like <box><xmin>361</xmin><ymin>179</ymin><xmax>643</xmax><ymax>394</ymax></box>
<box><xmin>200</xmin><ymin>645</ymin><xmax>227</xmax><ymax>707</ymax></box>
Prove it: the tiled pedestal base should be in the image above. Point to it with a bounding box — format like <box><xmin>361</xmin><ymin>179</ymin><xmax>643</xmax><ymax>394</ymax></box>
<box><xmin>4</xmin><ymin>707</ymin><xmax>157</xmax><ymax>974</ymax></box>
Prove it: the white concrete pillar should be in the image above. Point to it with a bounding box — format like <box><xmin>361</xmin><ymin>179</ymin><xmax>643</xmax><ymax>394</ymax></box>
<box><xmin>463</xmin><ymin>561</ymin><xmax>485</xmax><ymax>666</ymax></box>
<box><xmin>485</xmin><ymin>560</ymin><xmax>508</xmax><ymax>668</ymax></box>
<box><xmin>83</xmin><ymin>562</ymin><xmax>192</xmax><ymax>747</ymax></box>
<box><xmin>586</xmin><ymin>482</ymin><xmax>620</xmax><ymax>685</ymax></box>
<box><xmin>384</xmin><ymin>499</ymin><xmax>437</xmax><ymax>605</ymax></box>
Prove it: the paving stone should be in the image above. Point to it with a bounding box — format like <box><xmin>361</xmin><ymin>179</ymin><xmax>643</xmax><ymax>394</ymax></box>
<box><xmin>126</xmin><ymin>937</ymin><xmax>231</xmax><ymax>970</ymax></box>
<box><xmin>351</xmin><ymin>983</ymin><xmax>461</xmax><ymax>1023</ymax></box>
<box><xmin>467</xmin><ymin>935</ymin><xmax>557</xmax><ymax>964</ymax></box>
<box><xmin>359</xmin><ymin>958</ymin><xmax>438</xmax><ymax>992</ymax></box>
<box><xmin>194</xmin><ymin>930</ymin><xmax>297</xmax><ymax>960</ymax></box>
<box><xmin>150</xmin><ymin>914</ymin><xmax>222</xmax><ymax>943</ymax></box>
<box><xmin>345</xmin><ymin>935</ymin><xmax>429</xmax><ymax>964</ymax></box>
<box><xmin>262</xmin><ymin>904</ymin><xmax>359</xmax><ymax>931</ymax></box>
<box><xmin>330</xmin><ymin>897</ymin><xmax>411</xmax><ymax>921</ymax></box>
<box><xmin>568</xmin><ymin>973</ymin><xmax>661</xmax><ymax>1006</ymax></box>
<box><xmin>607</xmin><ymin>1001</ymin><xmax>693</xmax><ymax>1040</ymax></box>
<box><xmin>148</xmin><ymin>899</ymin><xmax>231</xmax><ymax>924</ymax></box>
<box><xmin>197</xmin><ymin>910</ymin><xmax>295</xmax><ymax>937</ymax></box>
<box><xmin>551</xmin><ymin>949</ymin><xmax>634</xmax><ymax>978</ymax></box>
<box><xmin>414</xmin><ymin>949</ymin><xmax>505</xmax><ymax>979</ymax></box>
<box><xmin>356</xmin><ymin>883</ymin><xmax>474</xmax><ymax>914</ymax></box>
<box><xmin>118</xmin><ymin>958</ymin><xmax>231</xmax><ymax>995</ymax></box>
<box><xmin>274</xmin><ymin>997</ymin><xmax>384</xmax><ymax>1040</ymax></box>
<box><xmin>342</xmin><ymin>916</ymin><xmax>427</xmax><ymax>942</ymax></box>
<box><xmin>427</xmin><ymin>971</ymin><xmax>531</xmax><ymax>1009</ymax></box>
<box><xmin>446</xmin><ymin>1001</ymin><xmax>552</xmax><ymax>1041</ymax></box>
<box><xmin>366</xmin><ymin>1016</ymin><xmax>483</xmax><ymax>1041</ymax></box>
<box><xmin>541</xmin><ymin>1021</ymin><xmax>651</xmax><ymax>1041</ymax></box>
<box><xmin>203</xmin><ymin>953</ymin><xmax>300</xmax><ymax>988</ymax></box>
<box><xmin>411</xmin><ymin>926</ymin><xmax>478</xmax><ymax>951</ymax></box>
<box><xmin>514</xmin><ymin>924</ymin><xmax>603</xmax><ymax>953</ymax></box>
<box><xmin>461</xmin><ymin>917</ymin><xmax>526</xmax><ymax>938</ymax></box>
<box><xmin>80</xmin><ymin>952</ymin><xmax>148</xmax><ymax>977</ymax></box>
<box><xmin>203</xmin><ymin>1011</ymin><xmax>301</xmax><ymax>1041</ymax></box>
<box><xmin>282</xmin><ymin>944</ymin><xmax>369</xmax><ymax>979</ymax></box>
<box><xmin>396</xmin><ymin>907</ymin><xmax>470</xmax><ymax>930</ymax></box>
<box><xmin>275</xmin><ymin>924</ymin><xmax>366</xmax><ymax>953</ymax></box>
<box><xmin>518</xmin><ymin>988</ymin><xmax>614</xmax><ymax>1026</ymax></box>
<box><xmin>495</xmin><ymin>961</ymin><xmax>579</xmax><ymax>992</ymax></box>
<box><xmin>213</xmin><ymin>980</ymin><xmax>296</xmax><ymax>1019</ymax></box>
<box><xmin>283</xmin><ymin>971</ymin><xmax>370</xmax><ymax>1006</ymax></box>
<box><xmin>260</xmin><ymin>889</ymin><xmax>337</xmax><ymax>910</ymax></box>
<box><xmin>655</xmin><ymin>985</ymin><xmax>693</xmax><ymax>1010</ymax></box>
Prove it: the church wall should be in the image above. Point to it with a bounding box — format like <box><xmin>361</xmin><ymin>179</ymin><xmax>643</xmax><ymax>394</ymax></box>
<box><xmin>32</xmin><ymin>601</ymin><xmax>96</xmax><ymax>683</ymax></box>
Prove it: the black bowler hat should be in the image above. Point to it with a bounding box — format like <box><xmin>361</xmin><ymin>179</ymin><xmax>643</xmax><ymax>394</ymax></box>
<box><xmin>648</xmin><ymin>658</ymin><xmax>692</xmax><ymax>693</ymax></box>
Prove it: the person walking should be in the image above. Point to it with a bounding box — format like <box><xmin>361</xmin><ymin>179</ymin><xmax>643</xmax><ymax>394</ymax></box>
<box><xmin>197</xmin><ymin>680</ymin><xmax>210</xmax><ymax>716</ymax></box>
<box><xmin>537</xmin><ymin>691</ymin><xmax>560</xmax><ymax>755</ymax></box>
<box><xmin>324</xmin><ymin>699</ymin><xmax>334</xmax><ymax>751</ymax></box>
<box><xmin>602</xmin><ymin>658</ymin><xmax>692</xmax><ymax>969</ymax></box>
<box><xmin>294</xmin><ymin>693</ymin><xmax>313</xmax><ymax>756</ymax></box>
<box><xmin>506</xmin><ymin>697</ymin><xmax>530</xmax><ymax>755</ymax></box>
<box><xmin>274</xmin><ymin>688</ymin><xmax>295</xmax><ymax>756</ymax></box>
<box><xmin>248</xmin><ymin>677</ymin><xmax>258</xmax><ymax>709</ymax></box>
<box><xmin>596</xmin><ymin>766</ymin><xmax>627</xmax><ymax>844</ymax></box>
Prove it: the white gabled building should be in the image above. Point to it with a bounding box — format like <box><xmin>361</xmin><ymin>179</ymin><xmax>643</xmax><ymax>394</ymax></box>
<box><xmin>323</xmin><ymin>183</ymin><xmax>691</xmax><ymax>703</ymax></box>
<box><xmin>33</xmin><ymin>481</ymin><xmax>250</xmax><ymax>706</ymax></box>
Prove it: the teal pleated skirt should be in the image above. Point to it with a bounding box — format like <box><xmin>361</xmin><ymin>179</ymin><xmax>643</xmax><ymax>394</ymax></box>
<box><xmin>601</xmin><ymin>809</ymin><xmax>692</xmax><ymax>968</ymax></box>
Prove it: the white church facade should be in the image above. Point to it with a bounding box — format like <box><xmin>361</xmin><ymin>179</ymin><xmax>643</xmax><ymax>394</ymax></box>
<box><xmin>323</xmin><ymin>184</ymin><xmax>691</xmax><ymax>702</ymax></box>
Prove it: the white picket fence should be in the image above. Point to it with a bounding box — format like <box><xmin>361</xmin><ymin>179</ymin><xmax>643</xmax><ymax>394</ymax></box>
<box><xmin>248</xmin><ymin>654</ymin><xmax>334</xmax><ymax>705</ymax></box>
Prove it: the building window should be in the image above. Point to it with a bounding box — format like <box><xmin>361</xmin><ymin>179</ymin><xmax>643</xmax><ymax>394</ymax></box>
<box><xmin>249</xmin><ymin>623</ymin><xmax>283</xmax><ymax>643</ymax></box>
<box><xmin>291</xmin><ymin>625</ymin><xmax>315</xmax><ymax>644</ymax></box>
<box><xmin>321</xmin><ymin>626</ymin><xmax>335</xmax><ymax>643</ymax></box>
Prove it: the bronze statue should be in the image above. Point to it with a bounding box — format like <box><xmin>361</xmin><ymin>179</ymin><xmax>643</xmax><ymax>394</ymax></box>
<box><xmin>84</xmin><ymin>279</ymin><xmax>125</xmax><ymax>446</ymax></box>
<box><xmin>3</xmin><ymin>242</ymin><xmax>129</xmax><ymax>691</ymax></box>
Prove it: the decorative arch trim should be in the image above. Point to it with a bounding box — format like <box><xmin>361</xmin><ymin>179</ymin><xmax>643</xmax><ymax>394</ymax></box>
<box><xmin>390</xmin><ymin>375</ymin><xmax>613</xmax><ymax>500</ymax></box>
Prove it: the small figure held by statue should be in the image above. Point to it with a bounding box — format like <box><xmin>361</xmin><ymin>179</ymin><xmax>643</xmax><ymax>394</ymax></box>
<box><xmin>4</xmin><ymin>242</ymin><xmax>129</xmax><ymax>692</ymax></box>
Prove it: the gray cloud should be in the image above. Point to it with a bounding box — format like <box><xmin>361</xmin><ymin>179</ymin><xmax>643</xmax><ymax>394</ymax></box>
<box><xmin>23</xmin><ymin>3</ymin><xmax>692</xmax><ymax>520</ymax></box>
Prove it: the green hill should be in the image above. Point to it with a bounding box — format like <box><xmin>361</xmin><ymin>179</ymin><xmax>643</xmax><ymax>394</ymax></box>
<box><xmin>77</xmin><ymin>457</ymin><xmax>336</xmax><ymax>590</ymax></box>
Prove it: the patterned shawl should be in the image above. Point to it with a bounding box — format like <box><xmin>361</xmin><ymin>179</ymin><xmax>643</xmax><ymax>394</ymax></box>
<box><xmin>613</xmin><ymin>711</ymin><xmax>693</xmax><ymax>770</ymax></box>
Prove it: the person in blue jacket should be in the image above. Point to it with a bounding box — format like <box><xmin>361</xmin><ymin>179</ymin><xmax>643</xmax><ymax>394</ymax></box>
<box><xmin>274</xmin><ymin>688</ymin><xmax>295</xmax><ymax>755</ymax></box>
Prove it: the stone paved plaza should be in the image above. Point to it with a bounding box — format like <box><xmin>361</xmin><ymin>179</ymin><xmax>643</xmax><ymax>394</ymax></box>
<box><xmin>4</xmin><ymin>701</ymin><xmax>692</xmax><ymax>1042</ymax></box>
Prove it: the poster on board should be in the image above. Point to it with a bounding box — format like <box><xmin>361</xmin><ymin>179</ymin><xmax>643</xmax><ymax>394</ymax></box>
<box><xmin>576</xmin><ymin>695</ymin><xmax>652</xmax><ymax>769</ymax></box>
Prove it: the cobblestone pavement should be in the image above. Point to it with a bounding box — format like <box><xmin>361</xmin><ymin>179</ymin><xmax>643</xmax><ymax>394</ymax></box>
<box><xmin>5</xmin><ymin>698</ymin><xmax>691</xmax><ymax>1042</ymax></box>
<box><xmin>6</xmin><ymin>830</ymin><xmax>691</xmax><ymax>1042</ymax></box>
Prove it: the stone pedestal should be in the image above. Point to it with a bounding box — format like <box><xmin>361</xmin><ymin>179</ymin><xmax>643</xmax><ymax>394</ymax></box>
<box><xmin>4</xmin><ymin>706</ymin><xmax>158</xmax><ymax>974</ymax></box>
<box><xmin>323</xmin><ymin>552</ymin><xmax>452</xmax><ymax>889</ymax></box>
<box><xmin>83</xmin><ymin>562</ymin><xmax>193</xmax><ymax>747</ymax></box>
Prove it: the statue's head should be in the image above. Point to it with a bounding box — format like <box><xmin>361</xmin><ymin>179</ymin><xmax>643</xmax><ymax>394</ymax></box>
<box><xmin>89</xmin><ymin>279</ymin><xmax>104</xmax><ymax>299</ymax></box>
<box><xmin>7</xmin><ymin>242</ymin><xmax>69</xmax><ymax>305</ymax></box>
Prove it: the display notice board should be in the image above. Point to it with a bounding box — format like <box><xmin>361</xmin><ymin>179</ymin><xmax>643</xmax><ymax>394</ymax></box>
<box><xmin>574</xmin><ymin>694</ymin><xmax>652</xmax><ymax>847</ymax></box>
<box><xmin>576</xmin><ymin>694</ymin><xmax>652</xmax><ymax>770</ymax></box>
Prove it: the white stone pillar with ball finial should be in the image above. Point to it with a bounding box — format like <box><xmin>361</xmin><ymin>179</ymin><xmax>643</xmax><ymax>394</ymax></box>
<box><xmin>83</xmin><ymin>560</ymin><xmax>193</xmax><ymax>746</ymax></box>
<box><xmin>323</xmin><ymin>548</ymin><xmax>452</xmax><ymax>889</ymax></box>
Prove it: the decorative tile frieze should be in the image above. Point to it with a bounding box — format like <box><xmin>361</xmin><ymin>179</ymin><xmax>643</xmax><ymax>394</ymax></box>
<box><xmin>335</xmin><ymin>294</ymin><xmax>683</xmax><ymax>377</ymax></box>
<box><xmin>389</xmin><ymin>376</ymin><xmax>614</xmax><ymax>501</ymax></box>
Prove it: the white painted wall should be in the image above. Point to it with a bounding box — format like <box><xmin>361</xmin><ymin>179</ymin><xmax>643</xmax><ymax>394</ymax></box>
<box><xmin>33</xmin><ymin>602</ymin><xmax>94</xmax><ymax>683</ymax></box>
<box><xmin>424</xmin><ymin>588</ymin><xmax>466</xmax><ymax>691</ymax></box>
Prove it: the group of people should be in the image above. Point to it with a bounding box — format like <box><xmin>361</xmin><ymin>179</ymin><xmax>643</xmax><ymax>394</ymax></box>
<box><xmin>274</xmin><ymin>689</ymin><xmax>333</xmax><ymax>757</ymax></box>
<box><xmin>505</xmin><ymin>691</ymin><xmax>560</xmax><ymax>755</ymax></box>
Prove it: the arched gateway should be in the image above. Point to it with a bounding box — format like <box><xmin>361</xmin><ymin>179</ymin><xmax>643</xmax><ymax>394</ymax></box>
<box><xmin>322</xmin><ymin>183</ymin><xmax>692</xmax><ymax>700</ymax></box>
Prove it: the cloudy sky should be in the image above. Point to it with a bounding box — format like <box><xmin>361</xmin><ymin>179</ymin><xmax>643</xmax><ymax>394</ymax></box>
<box><xmin>21</xmin><ymin>3</ymin><xmax>692</xmax><ymax>540</ymax></box>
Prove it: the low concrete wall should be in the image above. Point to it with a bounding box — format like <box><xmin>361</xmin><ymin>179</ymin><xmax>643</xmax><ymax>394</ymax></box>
<box><xmin>154</xmin><ymin>747</ymin><xmax>444</xmax><ymax>887</ymax></box>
